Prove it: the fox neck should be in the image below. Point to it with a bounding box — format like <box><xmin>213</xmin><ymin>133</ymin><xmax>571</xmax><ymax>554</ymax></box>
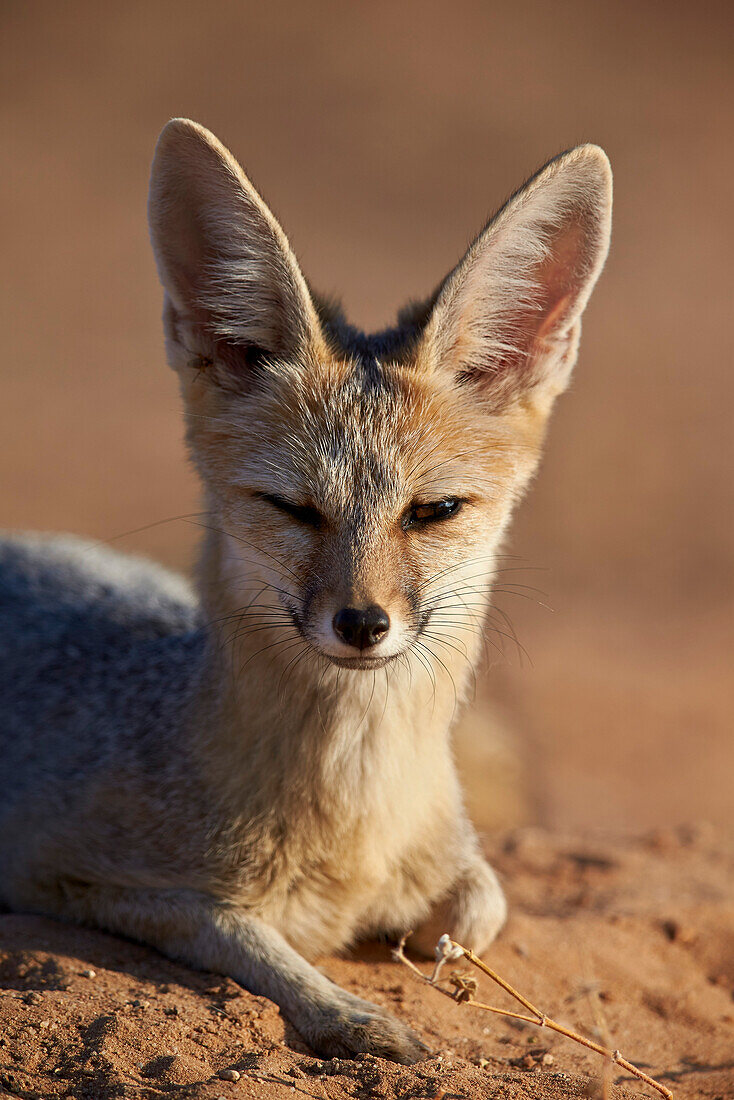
<box><xmin>193</xmin><ymin>524</ymin><xmax>484</xmax><ymax>816</ymax></box>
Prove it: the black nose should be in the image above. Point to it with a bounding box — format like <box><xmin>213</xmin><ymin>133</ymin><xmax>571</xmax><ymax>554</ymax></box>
<box><xmin>332</xmin><ymin>605</ymin><xmax>390</xmax><ymax>650</ymax></box>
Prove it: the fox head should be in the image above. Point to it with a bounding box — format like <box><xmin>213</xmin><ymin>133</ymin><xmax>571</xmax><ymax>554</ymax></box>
<box><xmin>148</xmin><ymin>120</ymin><xmax>611</xmax><ymax>673</ymax></box>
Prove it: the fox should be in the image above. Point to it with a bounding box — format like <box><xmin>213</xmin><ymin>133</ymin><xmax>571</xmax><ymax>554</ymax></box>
<box><xmin>0</xmin><ymin>120</ymin><xmax>611</xmax><ymax>1063</ymax></box>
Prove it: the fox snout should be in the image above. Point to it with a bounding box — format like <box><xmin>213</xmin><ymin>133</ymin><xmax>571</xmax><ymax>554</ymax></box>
<box><xmin>332</xmin><ymin>605</ymin><xmax>390</xmax><ymax>651</ymax></box>
<box><xmin>310</xmin><ymin>600</ymin><xmax>406</xmax><ymax>668</ymax></box>
<box><xmin>301</xmin><ymin>567</ymin><xmax>417</xmax><ymax>669</ymax></box>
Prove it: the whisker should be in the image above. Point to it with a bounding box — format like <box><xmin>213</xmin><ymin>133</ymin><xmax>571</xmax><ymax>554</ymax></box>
<box><xmin>238</xmin><ymin>635</ymin><xmax>304</xmax><ymax>674</ymax></box>
<box><xmin>193</xmin><ymin>522</ymin><xmax>301</xmax><ymax>584</ymax></box>
<box><xmin>277</xmin><ymin>642</ymin><xmax>314</xmax><ymax>700</ymax></box>
<box><xmin>186</xmin><ymin>412</ymin><xmax>248</xmax><ymax>432</ymax></box>
<box><xmin>486</xmin><ymin>604</ymin><xmax>527</xmax><ymax>665</ymax></box>
<box><xmin>422</xmin><ymin>629</ymin><xmax>478</xmax><ymax>703</ymax></box>
<box><xmin>415</xmin><ymin>639</ymin><xmax>459</xmax><ymax>719</ymax></box>
<box><xmin>88</xmin><ymin>511</ymin><xmax>211</xmax><ymax>549</ymax></box>
<box><xmin>410</xmin><ymin>642</ymin><xmax>437</xmax><ymax>713</ymax></box>
<box><xmin>352</xmin><ymin>671</ymin><xmax>378</xmax><ymax>738</ymax></box>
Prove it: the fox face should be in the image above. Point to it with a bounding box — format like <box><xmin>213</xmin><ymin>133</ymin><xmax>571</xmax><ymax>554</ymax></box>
<box><xmin>180</xmin><ymin>351</ymin><xmax>543</xmax><ymax>670</ymax></box>
<box><xmin>148</xmin><ymin>121</ymin><xmax>611</xmax><ymax>671</ymax></box>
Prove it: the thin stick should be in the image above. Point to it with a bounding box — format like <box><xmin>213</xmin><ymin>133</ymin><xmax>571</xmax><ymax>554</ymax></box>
<box><xmin>394</xmin><ymin>935</ymin><xmax>672</xmax><ymax>1100</ymax></box>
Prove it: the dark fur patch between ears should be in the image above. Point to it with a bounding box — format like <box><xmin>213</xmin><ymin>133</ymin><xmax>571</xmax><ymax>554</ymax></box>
<box><xmin>311</xmin><ymin>292</ymin><xmax>526</xmax><ymax>408</ymax></box>
<box><xmin>304</xmin><ymin>157</ymin><xmax>565</xmax><ymax>383</ymax></box>
<box><xmin>311</xmin><ymin>291</ymin><xmax>434</xmax><ymax>375</ymax></box>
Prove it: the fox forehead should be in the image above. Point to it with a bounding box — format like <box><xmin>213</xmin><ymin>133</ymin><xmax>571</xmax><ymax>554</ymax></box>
<box><xmin>216</xmin><ymin>352</ymin><xmax>499</xmax><ymax>510</ymax></box>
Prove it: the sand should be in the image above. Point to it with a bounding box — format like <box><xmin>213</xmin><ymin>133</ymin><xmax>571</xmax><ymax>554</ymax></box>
<box><xmin>1</xmin><ymin>826</ymin><xmax>732</xmax><ymax>1100</ymax></box>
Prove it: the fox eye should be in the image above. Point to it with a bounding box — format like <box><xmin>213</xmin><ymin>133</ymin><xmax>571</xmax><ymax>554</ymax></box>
<box><xmin>258</xmin><ymin>493</ymin><xmax>323</xmax><ymax>529</ymax></box>
<box><xmin>402</xmin><ymin>498</ymin><xmax>463</xmax><ymax>530</ymax></box>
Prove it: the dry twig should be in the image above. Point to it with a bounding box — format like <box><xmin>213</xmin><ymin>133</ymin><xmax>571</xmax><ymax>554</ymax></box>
<box><xmin>394</xmin><ymin>934</ymin><xmax>672</xmax><ymax>1100</ymax></box>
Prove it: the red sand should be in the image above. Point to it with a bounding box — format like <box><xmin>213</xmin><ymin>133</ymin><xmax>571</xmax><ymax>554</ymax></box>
<box><xmin>1</xmin><ymin>827</ymin><xmax>732</xmax><ymax>1099</ymax></box>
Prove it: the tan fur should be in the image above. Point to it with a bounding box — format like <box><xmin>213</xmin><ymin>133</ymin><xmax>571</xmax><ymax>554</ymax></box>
<box><xmin>0</xmin><ymin>120</ymin><xmax>612</xmax><ymax>1063</ymax></box>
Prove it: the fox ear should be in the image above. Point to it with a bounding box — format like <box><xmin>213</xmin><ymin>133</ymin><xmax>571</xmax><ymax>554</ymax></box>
<box><xmin>148</xmin><ymin>118</ymin><xmax>323</xmax><ymax>386</ymax></box>
<box><xmin>422</xmin><ymin>145</ymin><xmax>612</xmax><ymax>407</ymax></box>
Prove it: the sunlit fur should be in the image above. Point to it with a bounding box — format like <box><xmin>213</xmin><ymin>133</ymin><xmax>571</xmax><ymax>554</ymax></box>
<box><xmin>0</xmin><ymin>120</ymin><xmax>611</xmax><ymax>1063</ymax></box>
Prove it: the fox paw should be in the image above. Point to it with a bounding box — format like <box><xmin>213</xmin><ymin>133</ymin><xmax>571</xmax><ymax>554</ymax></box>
<box><xmin>304</xmin><ymin>996</ymin><xmax>428</xmax><ymax>1064</ymax></box>
<box><xmin>409</xmin><ymin>857</ymin><xmax>507</xmax><ymax>958</ymax></box>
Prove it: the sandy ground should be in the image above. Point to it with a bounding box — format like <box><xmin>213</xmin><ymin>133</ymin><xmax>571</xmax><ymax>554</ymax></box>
<box><xmin>2</xmin><ymin>827</ymin><xmax>732</xmax><ymax>1100</ymax></box>
<box><xmin>1</xmin><ymin>4</ymin><xmax>733</xmax><ymax>1098</ymax></box>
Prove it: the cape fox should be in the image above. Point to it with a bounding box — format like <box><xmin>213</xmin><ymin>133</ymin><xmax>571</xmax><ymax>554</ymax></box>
<box><xmin>0</xmin><ymin>121</ymin><xmax>612</xmax><ymax>1063</ymax></box>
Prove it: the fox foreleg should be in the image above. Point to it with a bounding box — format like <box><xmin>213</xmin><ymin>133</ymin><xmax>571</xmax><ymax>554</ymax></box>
<box><xmin>61</xmin><ymin>885</ymin><xmax>427</xmax><ymax>1063</ymax></box>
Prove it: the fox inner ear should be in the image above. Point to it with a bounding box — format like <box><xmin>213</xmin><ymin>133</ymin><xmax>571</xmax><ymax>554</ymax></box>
<box><xmin>422</xmin><ymin>145</ymin><xmax>612</xmax><ymax>407</ymax></box>
<box><xmin>148</xmin><ymin>118</ymin><xmax>323</xmax><ymax>386</ymax></box>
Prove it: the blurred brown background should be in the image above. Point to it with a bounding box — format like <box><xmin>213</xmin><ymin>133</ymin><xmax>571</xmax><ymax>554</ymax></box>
<box><xmin>1</xmin><ymin>1</ymin><xmax>731</xmax><ymax>834</ymax></box>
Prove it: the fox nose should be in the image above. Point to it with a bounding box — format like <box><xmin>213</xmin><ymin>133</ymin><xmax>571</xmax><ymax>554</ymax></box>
<box><xmin>332</xmin><ymin>605</ymin><xmax>390</xmax><ymax>650</ymax></box>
